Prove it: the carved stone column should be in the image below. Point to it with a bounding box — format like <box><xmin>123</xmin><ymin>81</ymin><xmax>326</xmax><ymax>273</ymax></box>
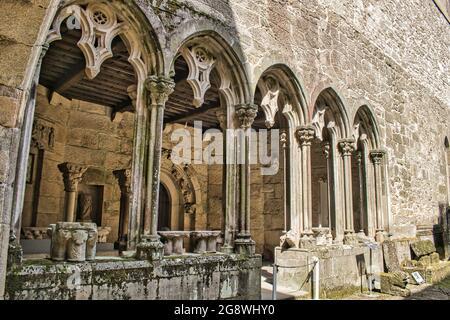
<box><xmin>216</xmin><ymin>109</ymin><xmax>234</xmax><ymax>253</ymax></box>
<box><xmin>296</xmin><ymin>125</ymin><xmax>315</xmax><ymax>246</ymax></box>
<box><xmin>370</xmin><ymin>150</ymin><xmax>386</xmax><ymax>242</ymax></box>
<box><xmin>234</xmin><ymin>104</ymin><xmax>257</xmax><ymax>255</ymax></box>
<box><xmin>58</xmin><ymin>162</ymin><xmax>88</xmax><ymax>222</ymax></box>
<box><xmin>113</xmin><ymin>169</ymin><xmax>132</xmax><ymax>252</ymax></box>
<box><xmin>338</xmin><ymin>139</ymin><xmax>356</xmax><ymax>245</ymax></box>
<box><xmin>137</xmin><ymin>75</ymin><xmax>174</xmax><ymax>261</ymax></box>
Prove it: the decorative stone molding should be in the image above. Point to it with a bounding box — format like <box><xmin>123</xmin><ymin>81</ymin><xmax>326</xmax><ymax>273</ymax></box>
<box><xmin>47</xmin><ymin>222</ymin><xmax>98</xmax><ymax>262</ymax></box>
<box><xmin>145</xmin><ymin>75</ymin><xmax>175</xmax><ymax>106</ymax></box>
<box><xmin>258</xmin><ymin>76</ymin><xmax>280</xmax><ymax>128</ymax></box>
<box><xmin>47</xmin><ymin>3</ymin><xmax>129</xmax><ymax>79</ymax></box>
<box><xmin>312</xmin><ymin>107</ymin><xmax>326</xmax><ymax>141</ymax></box>
<box><xmin>32</xmin><ymin>119</ymin><xmax>55</xmax><ymax>151</ymax></box>
<box><xmin>180</xmin><ymin>45</ymin><xmax>216</xmax><ymax>107</ymax></box>
<box><xmin>296</xmin><ymin>125</ymin><xmax>316</xmax><ymax>146</ymax></box>
<box><xmin>321</xmin><ymin>141</ymin><xmax>330</xmax><ymax>159</ymax></box>
<box><xmin>370</xmin><ymin>149</ymin><xmax>386</xmax><ymax>164</ymax></box>
<box><xmin>58</xmin><ymin>162</ymin><xmax>88</xmax><ymax>192</ymax></box>
<box><xmin>235</xmin><ymin>104</ymin><xmax>258</xmax><ymax>129</ymax></box>
<box><xmin>338</xmin><ymin>139</ymin><xmax>356</xmax><ymax>157</ymax></box>
<box><xmin>22</xmin><ymin>227</ymin><xmax>49</xmax><ymax>240</ymax></box>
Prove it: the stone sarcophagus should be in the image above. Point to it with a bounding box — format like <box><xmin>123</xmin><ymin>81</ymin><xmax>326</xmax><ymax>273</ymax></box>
<box><xmin>48</xmin><ymin>222</ymin><xmax>98</xmax><ymax>262</ymax></box>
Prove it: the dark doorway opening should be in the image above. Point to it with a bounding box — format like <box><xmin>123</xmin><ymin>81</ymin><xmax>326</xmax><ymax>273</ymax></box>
<box><xmin>158</xmin><ymin>183</ymin><xmax>171</xmax><ymax>231</ymax></box>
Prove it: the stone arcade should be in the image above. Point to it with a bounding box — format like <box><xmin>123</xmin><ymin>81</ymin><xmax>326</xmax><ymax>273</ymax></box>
<box><xmin>0</xmin><ymin>0</ymin><xmax>449</xmax><ymax>300</ymax></box>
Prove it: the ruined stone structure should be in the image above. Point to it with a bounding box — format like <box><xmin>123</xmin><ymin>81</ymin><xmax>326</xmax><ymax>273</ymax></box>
<box><xmin>0</xmin><ymin>0</ymin><xmax>448</xmax><ymax>300</ymax></box>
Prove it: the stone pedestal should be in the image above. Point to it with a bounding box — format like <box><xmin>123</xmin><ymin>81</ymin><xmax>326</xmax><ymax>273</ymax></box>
<box><xmin>191</xmin><ymin>231</ymin><xmax>222</xmax><ymax>254</ymax></box>
<box><xmin>136</xmin><ymin>235</ymin><xmax>164</xmax><ymax>261</ymax></box>
<box><xmin>158</xmin><ymin>231</ymin><xmax>189</xmax><ymax>255</ymax></box>
<box><xmin>48</xmin><ymin>222</ymin><xmax>98</xmax><ymax>262</ymax></box>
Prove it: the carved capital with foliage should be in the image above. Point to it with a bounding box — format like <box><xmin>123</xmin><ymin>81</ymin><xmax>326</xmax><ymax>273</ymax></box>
<box><xmin>145</xmin><ymin>75</ymin><xmax>175</xmax><ymax>106</ymax></box>
<box><xmin>236</xmin><ymin>104</ymin><xmax>258</xmax><ymax>129</ymax></box>
<box><xmin>338</xmin><ymin>139</ymin><xmax>356</xmax><ymax>157</ymax></box>
<box><xmin>58</xmin><ymin>162</ymin><xmax>88</xmax><ymax>192</ymax></box>
<box><xmin>370</xmin><ymin>149</ymin><xmax>386</xmax><ymax>165</ymax></box>
<box><xmin>296</xmin><ymin>125</ymin><xmax>315</xmax><ymax>147</ymax></box>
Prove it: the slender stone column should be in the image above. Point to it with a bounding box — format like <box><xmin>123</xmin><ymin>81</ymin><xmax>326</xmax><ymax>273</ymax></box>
<box><xmin>356</xmin><ymin>151</ymin><xmax>365</xmax><ymax>234</ymax></box>
<box><xmin>113</xmin><ymin>169</ymin><xmax>132</xmax><ymax>252</ymax></box>
<box><xmin>338</xmin><ymin>139</ymin><xmax>356</xmax><ymax>244</ymax></box>
<box><xmin>58</xmin><ymin>162</ymin><xmax>88</xmax><ymax>222</ymax></box>
<box><xmin>136</xmin><ymin>75</ymin><xmax>175</xmax><ymax>261</ymax></box>
<box><xmin>296</xmin><ymin>126</ymin><xmax>315</xmax><ymax>236</ymax></box>
<box><xmin>370</xmin><ymin>150</ymin><xmax>386</xmax><ymax>242</ymax></box>
<box><xmin>322</xmin><ymin>141</ymin><xmax>331</xmax><ymax>229</ymax></box>
<box><xmin>234</xmin><ymin>104</ymin><xmax>257</xmax><ymax>255</ymax></box>
<box><xmin>216</xmin><ymin>110</ymin><xmax>234</xmax><ymax>253</ymax></box>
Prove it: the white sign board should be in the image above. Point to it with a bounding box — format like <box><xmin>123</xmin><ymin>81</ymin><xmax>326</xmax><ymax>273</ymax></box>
<box><xmin>411</xmin><ymin>271</ymin><xmax>425</xmax><ymax>284</ymax></box>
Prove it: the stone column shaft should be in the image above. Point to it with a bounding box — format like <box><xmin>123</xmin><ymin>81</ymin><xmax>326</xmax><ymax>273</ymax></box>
<box><xmin>370</xmin><ymin>150</ymin><xmax>386</xmax><ymax>241</ymax></box>
<box><xmin>338</xmin><ymin>139</ymin><xmax>356</xmax><ymax>243</ymax></box>
<box><xmin>216</xmin><ymin>110</ymin><xmax>234</xmax><ymax>253</ymax></box>
<box><xmin>296</xmin><ymin>126</ymin><xmax>315</xmax><ymax>235</ymax></box>
<box><xmin>136</xmin><ymin>75</ymin><xmax>174</xmax><ymax>260</ymax></box>
<box><xmin>58</xmin><ymin>162</ymin><xmax>88</xmax><ymax>222</ymax></box>
<box><xmin>113</xmin><ymin>169</ymin><xmax>132</xmax><ymax>252</ymax></box>
<box><xmin>234</xmin><ymin>104</ymin><xmax>257</xmax><ymax>255</ymax></box>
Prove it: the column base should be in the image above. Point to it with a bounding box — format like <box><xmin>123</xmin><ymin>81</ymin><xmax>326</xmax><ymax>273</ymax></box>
<box><xmin>234</xmin><ymin>234</ymin><xmax>255</xmax><ymax>256</ymax></box>
<box><xmin>375</xmin><ymin>230</ymin><xmax>386</xmax><ymax>243</ymax></box>
<box><xmin>7</xmin><ymin>238</ymin><xmax>23</xmax><ymax>269</ymax></box>
<box><xmin>343</xmin><ymin>231</ymin><xmax>358</xmax><ymax>245</ymax></box>
<box><xmin>220</xmin><ymin>244</ymin><xmax>234</xmax><ymax>254</ymax></box>
<box><xmin>299</xmin><ymin>231</ymin><xmax>315</xmax><ymax>249</ymax></box>
<box><xmin>136</xmin><ymin>235</ymin><xmax>164</xmax><ymax>261</ymax></box>
<box><xmin>114</xmin><ymin>235</ymin><xmax>128</xmax><ymax>252</ymax></box>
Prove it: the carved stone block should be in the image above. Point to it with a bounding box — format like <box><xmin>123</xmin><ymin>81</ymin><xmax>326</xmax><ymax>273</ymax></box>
<box><xmin>48</xmin><ymin>222</ymin><xmax>98</xmax><ymax>262</ymax></box>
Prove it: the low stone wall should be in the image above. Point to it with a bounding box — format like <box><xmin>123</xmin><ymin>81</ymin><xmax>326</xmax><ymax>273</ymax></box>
<box><xmin>5</xmin><ymin>254</ymin><xmax>261</xmax><ymax>300</ymax></box>
<box><xmin>275</xmin><ymin>245</ymin><xmax>383</xmax><ymax>298</ymax></box>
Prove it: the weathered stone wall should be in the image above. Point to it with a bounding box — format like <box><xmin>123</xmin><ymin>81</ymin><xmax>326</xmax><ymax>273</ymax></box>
<box><xmin>173</xmin><ymin>0</ymin><xmax>450</xmax><ymax>234</ymax></box>
<box><xmin>5</xmin><ymin>254</ymin><xmax>261</xmax><ymax>300</ymax></box>
<box><xmin>0</xmin><ymin>0</ymin><xmax>449</xmax><ymax>298</ymax></box>
<box><xmin>275</xmin><ymin>245</ymin><xmax>383</xmax><ymax>298</ymax></box>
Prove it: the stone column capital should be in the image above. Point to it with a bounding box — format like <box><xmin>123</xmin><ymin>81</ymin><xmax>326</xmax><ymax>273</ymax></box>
<box><xmin>280</xmin><ymin>131</ymin><xmax>288</xmax><ymax>149</ymax></box>
<box><xmin>215</xmin><ymin>109</ymin><xmax>227</xmax><ymax>130</ymax></box>
<box><xmin>145</xmin><ymin>75</ymin><xmax>175</xmax><ymax>106</ymax></box>
<box><xmin>321</xmin><ymin>141</ymin><xmax>331</xmax><ymax>159</ymax></box>
<box><xmin>296</xmin><ymin>125</ymin><xmax>315</xmax><ymax>147</ymax></box>
<box><xmin>370</xmin><ymin>149</ymin><xmax>386</xmax><ymax>164</ymax></box>
<box><xmin>58</xmin><ymin>162</ymin><xmax>88</xmax><ymax>192</ymax></box>
<box><xmin>113</xmin><ymin>168</ymin><xmax>133</xmax><ymax>195</ymax></box>
<box><xmin>338</xmin><ymin>139</ymin><xmax>356</xmax><ymax>156</ymax></box>
<box><xmin>235</xmin><ymin>104</ymin><xmax>258</xmax><ymax>129</ymax></box>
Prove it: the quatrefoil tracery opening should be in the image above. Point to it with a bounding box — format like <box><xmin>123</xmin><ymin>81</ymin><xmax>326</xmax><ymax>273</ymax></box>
<box><xmin>93</xmin><ymin>11</ymin><xmax>108</xmax><ymax>25</ymax></box>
